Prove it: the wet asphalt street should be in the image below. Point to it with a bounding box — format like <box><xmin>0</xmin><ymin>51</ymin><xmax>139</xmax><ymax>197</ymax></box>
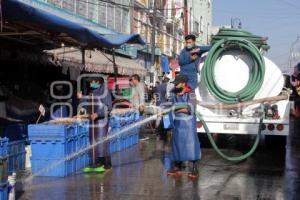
<box><xmin>16</xmin><ymin>119</ymin><xmax>299</xmax><ymax>200</ymax></box>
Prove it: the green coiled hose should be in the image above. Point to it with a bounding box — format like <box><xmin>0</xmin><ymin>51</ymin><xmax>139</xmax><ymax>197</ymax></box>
<box><xmin>196</xmin><ymin>110</ymin><xmax>263</xmax><ymax>162</ymax></box>
<box><xmin>202</xmin><ymin>28</ymin><xmax>267</xmax><ymax>104</ymax></box>
<box><xmin>211</xmin><ymin>28</ymin><xmax>270</xmax><ymax>50</ymax></box>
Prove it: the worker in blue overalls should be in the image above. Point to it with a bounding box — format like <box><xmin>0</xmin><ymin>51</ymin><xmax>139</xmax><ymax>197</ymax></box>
<box><xmin>167</xmin><ymin>74</ymin><xmax>201</xmax><ymax>179</ymax></box>
<box><xmin>78</xmin><ymin>76</ymin><xmax>112</xmax><ymax>170</ymax></box>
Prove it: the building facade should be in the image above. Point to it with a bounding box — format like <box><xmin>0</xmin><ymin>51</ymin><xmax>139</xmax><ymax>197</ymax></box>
<box><xmin>23</xmin><ymin>0</ymin><xmax>130</xmax><ymax>34</ymax></box>
<box><xmin>187</xmin><ymin>0</ymin><xmax>212</xmax><ymax>45</ymax></box>
<box><xmin>132</xmin><ymin>0</ymin><xmax>185</xmax><ymax>56</ymax></box>
<box><xmin>21</xmin><ymin>0</ymin><xmax>212</xmax><ymax>82</ymax></box>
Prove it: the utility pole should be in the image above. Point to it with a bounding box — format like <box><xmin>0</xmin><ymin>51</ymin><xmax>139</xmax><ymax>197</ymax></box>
<box><xmin>151</xmin><ymin>0</ymin><xmax>157</xmax><ymax>66</ymax></box>
<box><xmin>130</xmin><ymin>0</ymin><xmax>134</xmax><ymax>33</ymax></box>
<box><xmin>184</xmin><ymin>0</ymin><xmax>188</xmax><ymax>35</ymax></box>
<box><xmin>150</xmin><ymin>0</ymin><xmax>157</xmax><ymax>84</ymax></box>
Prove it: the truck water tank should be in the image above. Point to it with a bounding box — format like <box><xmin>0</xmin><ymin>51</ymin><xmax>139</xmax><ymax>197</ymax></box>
<box><xmin>196</xmin><ymin>50</ymin><xmax>284</xmax><ymax>115</ymax></box>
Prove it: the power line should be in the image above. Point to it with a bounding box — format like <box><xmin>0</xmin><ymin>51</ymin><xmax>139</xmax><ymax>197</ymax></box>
<box><xmin>77</xmin><ymin>0</ymin><xmax>184</xmax><ymax>11</ymax></box>
<box><xmin>278</xmin><ymin>0</ymin><xmax>300</xmax><ymax>10</ymax></box>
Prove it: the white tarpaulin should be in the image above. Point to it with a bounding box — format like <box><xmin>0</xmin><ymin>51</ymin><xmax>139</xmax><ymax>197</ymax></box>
<box><xmin>45</xmin><ymin>48</ymin><xmax>147</xmax><ymax>77</ymax></box>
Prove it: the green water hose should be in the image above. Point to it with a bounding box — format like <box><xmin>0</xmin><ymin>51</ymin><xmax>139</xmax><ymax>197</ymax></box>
<box><xmin>195</xmin><ymin>110</ymin><xmax>263</xmax><ymax>162</ymax></box>
<box><xmin>202</xmin><ymin>28</ymin><xmax>267</xmax><ymax>104</ymax></box>
<box><xmin>211</xmin><ymin>28</ymin><xmax>270</xmax><ymax>50</ymax></box>
<box><xmin>169</xmin><ymin>104</ymin><xmax>264</xmax><ymax>162</ymax></box>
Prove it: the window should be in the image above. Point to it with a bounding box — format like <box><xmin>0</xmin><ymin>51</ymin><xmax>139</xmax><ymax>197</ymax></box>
<box><xmin>48</xmin><ymin>0</ymin><xmax>62</xmax><ymax>7</ymax></box>
<box><xmin>76</xmin><ymin>1</ymin><xmax>87</xmax><ymax>17</ymax></box>
<box><xmin>62</xmin><ymin>0</ymin><xmax>75</xmax><ymax>12</ymax></box>
<box><xmin>122</xmin><ymin>9</ymin><xmax>129</xmax><ymax>33</ymax></box>
<box><xmin>98</xmin><ymin>2</ymin><xmax>107</xmax><ymax>27</ymax></box>
<box><xmin>45</xmin><ymin>0</ymin><xmax>129</xmax><ymax>33</ymax></box>
<box><xmin>193</xmin><ymin>21</ymin><xmax>199</xmax><ymax>34</ymax></box>
<box><xmin>107</xmin><ymin>6</ymin><xmax>114</xmax><ymax>29</ymax></box>
<box><xmin>115</xmin><ymin>6</ymin><xmax>123</xmax><ymax>32</ymax></box>
<box><xmin>88</xmin><ymin>0</ymin><xmax>99</xmax><ymax>23</ymax></box>
<box><xmin>200</xmin><ymin>16</ymin><xmax>203</xmax><ymax>32</ymax></box>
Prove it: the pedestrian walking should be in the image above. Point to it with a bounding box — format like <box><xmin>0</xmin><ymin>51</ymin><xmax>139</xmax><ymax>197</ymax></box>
<box><xmin>130</xmin><ymin>74</ymin><xmax>145</xmax><ymax>115</ymax></box>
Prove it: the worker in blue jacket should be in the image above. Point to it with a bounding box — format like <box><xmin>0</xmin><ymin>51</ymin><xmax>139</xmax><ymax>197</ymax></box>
<box><xmin>167</xmin><ymin>74</ymin><xmax>201</xmax><ymax>179</ymax></box>
<box><xmin>78</xmin><ymin>76</ymin><xmax>112</xmax><ymax>169</ymax></box>
<box><xmin>179</xmin><ymin>34</ymin><xmax>210</xmax><ymax>90</ymax></box>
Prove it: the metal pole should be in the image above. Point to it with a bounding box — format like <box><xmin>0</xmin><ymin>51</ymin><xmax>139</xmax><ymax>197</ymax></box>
<box><xmin>151</xmin><ymin>0</ymin><xmax>157</xmax><ymax>66</ymax></box>
<box><xmin>130</xmin><ymin>0</ymin><xmax>134</xmax><ymax>33</ymax></box>
<box><xmin>150</xmin><ymin>0</ymin><xmax>157</xmax><ymax>84</ymax></box>
<box><xmin>81</xmin><ymin>48</ymin><xmax>85</xmax><ymax>65</ymax></box>
<box><xmin>184</xmin><ymin>0</ymin><xmax>188</xmax><ymax>35</ymax></box>
<box><xmin>112</xmin><ymin>49</ymin><xmax>119</xmax><ymax>92</ymax></box>
<box><xmin>91</xmin><ymin>93</ymin><xmax>96</xmax><ymax>166</ymax></box>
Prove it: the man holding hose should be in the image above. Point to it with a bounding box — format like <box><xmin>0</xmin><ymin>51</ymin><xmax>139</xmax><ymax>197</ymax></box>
<box><xmin>167</xmin><ymin>74</ymin><xmax>201</xmax><ymax>179</ymax></box>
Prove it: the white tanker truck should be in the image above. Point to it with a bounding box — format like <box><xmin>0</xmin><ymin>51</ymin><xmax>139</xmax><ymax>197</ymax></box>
<box><xmin>195</xmin><ymin>29</ymin><xmax>291</xmax><ymax>139</ymax></box>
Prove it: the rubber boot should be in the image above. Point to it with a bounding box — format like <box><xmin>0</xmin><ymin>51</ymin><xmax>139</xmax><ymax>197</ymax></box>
<box><xmin>167</xmin><ymin>161</ymin><xmax>183</xmax><ymax>176</ymax></box>
<box><xmin>104</xmin><ymin>156</ymin><xmax>112</xmax><ymax>170</ymax></box>
<box><xmin>96</xmin><ymin>157</ymin><xmax>105</xmax><ymax>166</ymax></box>
<box><xmin>188</xmin><ymin>161</ymin><xmax>199</xmax><ymax>179</ymax></box>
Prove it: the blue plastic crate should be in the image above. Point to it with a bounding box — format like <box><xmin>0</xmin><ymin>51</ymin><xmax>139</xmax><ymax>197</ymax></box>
<box><xmin>133</xmin><ymin>112</ymin><xmax>140</xmax><ymax>121</ymax></box>
<box><xmin>109</xmin><ymin>139</ymin><xmax>118</xmax><ymax>154</ymax></box>
<box><xmin>128</xmin><ymin>134</ymin><xmax>135</xmax><ymax>147</ymax></box>
<box><xmin>0</xmin><ymin>182</ymin><xmax>8</xmax><ymax>200</ymax></box>
<box><xmin>28</xmin><ymin>123</ymin><xmax>76</xmax><ymax>140</ymax></box>
<box><xmin>133</xmin><ymin>132</ymin><xmax>139</xmax><ymax>144</ymax></box>
<box><xmin>7</xmin><ymin>140</ymin><xmax>26</xmax><ymax>156</ymax></box>
<box><xmin>77</xmin><ymin>120</ymin><xmax>89</xmax><ymax>136</ymax></box>
<box><xmin>123</xmin><ymin>136</ymin><xmax>129</xmax><ymax>149</ymax></box>
<box><xmin>127</xmin><ymin>133</ymin><xmax>132</xmax><ymax>146</ymax></box>
<box><xmin>74</xmin><ymin>153</ymin><xmax>89</xmax><ymax>171</ymax></box>
<box><xmin>120</xmin><ymin>137</ymin><xmax>126</xmax><ymax>150</ymax></box>
<box><xmin>7</xmin><ymin>151</ymin><xmax>25</xmax><ymax>174</ymax></box>
<box><xmin>115</xmin><ymin>138</ymin><xmax>122</xmax><ymax>152</ymax></box>
<box><xmin>75</xmin><ymin>134</ymin><xmax>89</xmax><ymax>152</ymax></box>
<box><xmin>0</xmin><ymin>159</ymin><xmax>8</xmax><ymax>184</ymax></box>
<box><xmin>30</xmin><ymin>137</ymin><xmax>75</xmax><ymax>159</ymax></box>
<box><xmin>30</xmin><ymin>157</ymin><xmax>76</xmax><ymax>177</ymax></box>
<box><xmin>0</xmin><ymin>138</ymin><xmax>8</xmax><ymax>159</ymax></box>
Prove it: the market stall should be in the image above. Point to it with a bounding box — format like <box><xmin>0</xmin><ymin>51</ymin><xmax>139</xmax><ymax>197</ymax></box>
<box><xmin>0</xmin><ymin>0</ymin><xmax>146</xmax><ymax>180</ymax></box>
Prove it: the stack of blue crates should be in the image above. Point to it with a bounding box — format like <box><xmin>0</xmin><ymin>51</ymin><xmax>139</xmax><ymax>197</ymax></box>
<box><xmin>0</xmin><ymin>138</ymin><xmax>8</xmax><ymax>200</ymax></box>
<box><xmin>0</xmin><ymin>136</ymin><xmax>26</xmax><ymax>175</ymax></box>
<box><xmin>28</xmin><ymin>120</ymin><xmax>90</xmax><ymax>177</ymax></box>
<box><xmin>0</xmin><ymin>138</ymin><xmax>8</xmax><ymax>159</ymax></box>
<box><xmin>7</xmin><ymin>139</ymin><xmax>26</xmax><ymax>174</ymax></box>
<box><xmin>1</xmin><ymin>123</ymin><xmax>27</xmax><ymax>175</ymax></box>
<box><xmin>74</xmin><ymin>121</ymin><xmax>90</xmax><ymax>171</ymax></box>
<box><xmin>0</xmin><ymin>182</ymin><xmax>8</xmax><ymax>200</ymax></box>
<box><xmin>109</xmin><ymin>111</ymin><xmax>141</xmax><ymax>154</ymax></box>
